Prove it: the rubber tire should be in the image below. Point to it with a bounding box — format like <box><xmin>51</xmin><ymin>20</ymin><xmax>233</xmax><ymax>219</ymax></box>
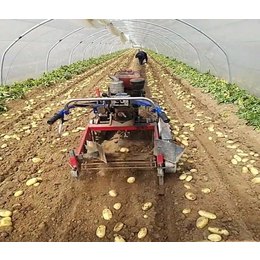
<box><xmin>158</xmin><ymin>175</ymin><xmax>164</xmax><ymax>186</ymax></box>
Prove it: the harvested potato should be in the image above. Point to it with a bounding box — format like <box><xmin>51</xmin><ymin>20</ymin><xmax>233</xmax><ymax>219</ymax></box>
<box><xmin>142</xmin><ymin>202</ymin><xmax>153</xmax><ymax>211</ymax></box>
<box><xmin>96</xmin><ymin>225</ymin><xmax>106</xmax><ymax>238</ymax></box>
<box><xmin>32</xmin><ymin>158</ymin><xmax>43</xmax><ymax>164</ymax></box>
<box><xmin>62</xmin><ymin>132</ymin><xmax>69</xmax><ymax>137</ymax></box>
<box><xmin>185</xmin><ymin>175</ymin><xmax>193</xmax><ymax>182</ymax></box>
<box><xmin>26</xmin><ymin>178</ymin><xmax>38</xmax><ymax>186</ymax></box>
<box><xmin>181</xmin><ymin>140</ymin><xmax>189</xmax><ymax>146</ymax></box>
<box><xmin>234</xmin><ymin>155</ymin><xmax>242</xmax><ymax>162</ymax></box>
<box><xmin>231</xmin><ymin>159</ymin><xmax>238</xmax><ymax>165</ymax></box>
<box><xmin>190</xmin><ymin>169</ymin><xmax>197</xmax><ymax>173</ymax></box>
<box><xmin>14</xmin><ymin>190</ymin><xmax>24</xmax><ymax>197</ymax></box>
<box><xmin>102</xmin><ymin>209</ymin><xmax>112</xmax><ymax>220</ymax></box>
<box><xmin>226</xmin><ymin>140</ymin><xmax>234</xmax><ymax>144</ymax></box>
<box><xmin>237</xmin><ymin>153</ymin><xmax>248</xmax><ymax>157</ymax></box>
<box><xmin>208</xmin><ymin>234</ymin><xmax>222</xmax><ymax>242</ymax></box>
<box><xmin>127</xmin><ymin>177</ymin><xmax>135</xmax><ymax>183</ymax></box>
<box><xmin>208</xmin><ymin>126</ymin><xmax>214</xmax><ymax>132</ymax></box>
<box><xmin>182</xmin><ymin>208</ymin><xmax>191</xmax><ymax>214</ymax></box>
<box><xmin>120</xmin><ymin>147</ymin><xmax>129</xmax><ymax>153</ymax></box>
<box><xmin>113</xmin><ymin>203</ymin><xmax>122</xmax><ymax>210</ymax></box>
<box><xmin>0</xmin><ymin>217</ymin><xmax>12</xmax><ymax>227</ymax></box>
<box><xmin>227</xmin><ymin>145</ymin><xmax>237</xmax><ymax>149</ymax></box>
<box><xmin>208</xmin><ymin>227</ymin><xmax>229</xmax><ymax>236</ymax></box>
<box><xmin>185</xmin><ymin>192</ymin><xmax>197</xmax><ymax>201</ymax></box>
<box><xmin>242</xmin><ymin>167</ymin><xmax>249</xmax><ymax>174</ymax></box>
<box><xmin>179</xmin><ymin>174</ymin><xmax>187</xmax><ymax>180</ymax></box>
<box><xmin>251</xmin><ymin>177</ymin><xmax>260</xmax><ymax>184</ymax></box>
<box><xmin>113</xmin><ymin>222</ymin><xmax>124</xmax><ymax>232</ymax></box>
<box><xmin>77</xmin><ymin>127</ymin><xmax>85</xmax><ymax>131</ymax></box>
<box><xmin>0</xmin><ymin>209</ymin><xmax>12</xmax><ymax>217</ymax></box>
<box><xmin>201</xmin><ymin>188</ymin><xmax>211</xmax><ymax>194</ymax></box>
<box><xmin>250</xmin><ymin>167</ymin><xmax>259</xmax><ymax>176</ymax></box>
<box><xmin>108</xmin><ymin>190</ymin><xmax>118</xmax><ymax>197</ymax></box>
<box><xmin>198</xmin><ymin>210</ymin><xmax>216</xmax><ymax>219</ymax></box>
<box><xmin>184</xmin><ymin>184</ymin><xmax>191</xmax><ymax>189</ymax></box>
<box><xmin>216</xmin><ymin>132</ymin><xmax>224</xmax><ymax>138</ymax></box>
<box><xmin>138</xmin><ymin>227</ymin><xmax>148</xmax><ymax>239</ymax></box>
<box><xmin>114</xmin><ymin>235</ymin><xmax>126</xmax><ymax>242</ymax></box>
<box><xmin>196</xmin><ymin>217</ymin><xmax>209</xmax><ymax>229</ymax></box>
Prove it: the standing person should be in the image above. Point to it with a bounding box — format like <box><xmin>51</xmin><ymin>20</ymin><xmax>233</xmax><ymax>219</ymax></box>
<box><xmin>135</xmin><ymin>49</ymin><xmax>148</xmax><ymax>65</ymax></box>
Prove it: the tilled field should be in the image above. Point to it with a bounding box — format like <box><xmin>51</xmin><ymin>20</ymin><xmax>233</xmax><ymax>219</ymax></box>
<box><xmin>1</xmin><ymin>50</ymin><xmax>260</xmax><ymax>242</ymax></box>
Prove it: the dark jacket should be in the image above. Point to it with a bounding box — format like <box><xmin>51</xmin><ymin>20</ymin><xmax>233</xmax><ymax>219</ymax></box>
<box><xmin>135</xmin><ymin>51</ymin><xmax>148</xmax><ymax>64</ymax></box>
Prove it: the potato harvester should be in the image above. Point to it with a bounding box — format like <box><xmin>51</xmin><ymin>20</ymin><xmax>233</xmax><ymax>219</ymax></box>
<box><xmin>47</xmin><ymin>69</ymin><xmax>184</xmax><ymax>185</ymax></box>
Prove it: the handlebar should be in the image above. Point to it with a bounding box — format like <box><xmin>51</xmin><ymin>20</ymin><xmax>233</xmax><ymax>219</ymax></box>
<box><xmin>47</xmin><ymin>97</ymin><xmax>170</xmax><ymax>125</ymax></box>
<box><xmin>158</xmin><ymin>111</ymin><xmax>170</xmax><ymax>123</ymax></box>
<box><xmin>63</xmin><ymin>97</ymin><xmax>156</xmax><ymax>111</ymax></box>
<box><xmin>47</xmin><ymin>112</ymin><xmax>64</xmax><ymax>125</ymax></box>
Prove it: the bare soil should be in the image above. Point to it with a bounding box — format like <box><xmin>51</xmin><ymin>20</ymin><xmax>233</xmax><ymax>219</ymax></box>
<box><xmin>1</xmin><ymin>50</ymin><xmax>260</xmax><ymax>242</ymax></box>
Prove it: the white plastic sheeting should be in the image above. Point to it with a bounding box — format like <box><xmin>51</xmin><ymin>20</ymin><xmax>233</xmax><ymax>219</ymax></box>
<box><xmin>1</xmin><ymin>19</ymin><xmax>260</xmax><ymax>96</ymax></box>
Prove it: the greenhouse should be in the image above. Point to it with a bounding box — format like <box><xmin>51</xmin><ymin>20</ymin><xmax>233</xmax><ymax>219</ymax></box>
<box><xmin>0</xmin><ymin>18</ymin><xmax>260</xmax><ymax>244</ymax></box>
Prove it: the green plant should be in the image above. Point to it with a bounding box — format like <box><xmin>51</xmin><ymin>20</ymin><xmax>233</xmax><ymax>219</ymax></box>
<box><xmin>149</xmin><ymin>51</ymin><xmax>260</xmax><ymax>130</ymax></box>
<box><xmin>0</xmin><ymin>50</ymin><xmax>125</xmax><ymax>112</ymax></box>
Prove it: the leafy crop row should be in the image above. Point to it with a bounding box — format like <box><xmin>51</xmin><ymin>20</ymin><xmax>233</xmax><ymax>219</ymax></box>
<box><xmin>0</xmin><ymin>50</ymin><xmax>124</xmax><ymax>112</ymax></box>
<box><xmin>149</xmin><ymin>51</ymin><xmax>260</xmax><ymax>130</ymax></box>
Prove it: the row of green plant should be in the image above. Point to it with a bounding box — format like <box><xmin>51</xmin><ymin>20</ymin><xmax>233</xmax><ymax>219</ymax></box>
<box><xmin>149</xmin><ymin>51</ymin><xmax>260</xmax><ymax>130</ymax></box>
<box><xmin>0</xmin><ymin>50</ymin><xmax>125</xmax><ymax>112</ymax></box>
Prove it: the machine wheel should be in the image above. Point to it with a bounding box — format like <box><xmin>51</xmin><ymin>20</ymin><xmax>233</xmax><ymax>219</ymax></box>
<box><xmin>71</xmin><ymin>169</ymin><xmax>79</xmax><ymax>178</ymax></box>
<box><xmin>157</xmin><ymin>168</ymin><xmax>164</xmax><ymax>186</ymax></box>
<box><xmin>158</xmin><ymin>175</ymin><xmax>164</xmax><ymax>186</ymax></box>
<box><xmin>69</xmin><ymin>150</ymin><xmax>79</xmax><ymax>178</ymax></box>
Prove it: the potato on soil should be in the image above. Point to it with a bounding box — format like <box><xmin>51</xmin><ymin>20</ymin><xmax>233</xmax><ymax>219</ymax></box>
<box><xmin>96</xmin><ymin>225</ymin><xmax>106</xmax><ymax>238</ymax></box>
<box><xmin>0</xmin><ymin>209</ymin><xmax>12</xmax><ymax>217</ymax></box>
<box><xmin>142</xmin><ymin>202</ymin><xmax>153</xmax><ymax>211</ymax></box>
<box><xmin>32</xmin><ymin>158</ymin><xmax>43</xmax><ymax>164</ymax></box>
<box><xmin>179</xmin><ymin>174</ymin><xmax>187</xmax><ymax>180</ymax></box>
<box><xmin>196</xmin><ymin>217</ymin><xmax>209</xmax><ymax>229</ymax></box>
<box><xmin>250</xmin><ymin>167</ymin><xmax>258</xmax><ymax>175</ymax></box>
<box><xmin>185</xmin><ymin>192</ymin><xmax>197</xmax><ymax>201</ymax></box>
<box><xmin>102</xmin><ymin>209</ymin><xmax>112</xmax><ymax>220</ymax></box>
<box><xmin>208</xmin><ymin>227</ymin><xmax>229</xmax><ymax>236</ymax></box>
<box><xmin>0</xmin><ymin>217</ymin><xmax>12</xmax><ymax>227</ymax></box>
<box><xmin>208</xmin><ymin>234</ymin><xmax>222</xmax><ymax>242</ymax></box>
<box><xmin>120</xmin><ymin>147</ymin><xmax>129</xmax><ymax>153</ymax></box>
<box><xmin>26</xmin><ymin>178</ymin><xmax>38</xmax><ymax>186</ymax></box>
<box><xmin>201</xmin><ymin>188</ymin><xmax>211</xmax><ymax>194</ymax></box>
<box><xmin>198</xmin><ymin>210</ymin><xmax>216</xmax><ymax>219</ymax></box>
<box><xmin>108</xmin><ymin>190</ymin><xmax>118</xmax><ymax>197</ymax></box>
<box><xmin>113</xmin><ymin>222</ymin><xmax>124</xmax><ymax>232</ymax></box>
<box><xmin>251</xmin><ymin>177</ymin><xmax>260</xmax><ymax>184</ymax></box>
<box><xmin>182</xmin><ymin>208</ymin><xmax>191</xmax><ymax>214</ymax></box>
<box><xmin>14</xmin><ymin>190</ymin><xmax>24</xmax><ymax>197</ymax></box>
<box><xmin>127</xmin><ymin>177</ymin><xmax>135</xmax><ymax>183</ymax></box>
<box><xmin>138</xmin><ymin>227</ymin><xmax>148</xmax><ymax>239</ymax></box>
<box><xmin>185</xmin><ymin>175</ymin><xmax>193</xmax><ymax>182</ymax></box>
<box><xmin>113</xmin><ymin>203</ymin><xmax>122</xmax><ymax>210</ymax></box>
<box><xmin>242</xmin><ymin>167</ymin><xmax>249</xmax><ymax>174</ymax></box>
<box><xmin>114</xmin><ymin>235</ymin><xmax>126</xmax><ymax>242</ymax></box>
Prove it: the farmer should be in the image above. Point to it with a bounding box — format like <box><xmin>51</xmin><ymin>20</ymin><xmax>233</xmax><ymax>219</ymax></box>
<box><xmin>135</xmin><ymin>49</ymin><xmax>148</xmax><ymax>65</ymax></box>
